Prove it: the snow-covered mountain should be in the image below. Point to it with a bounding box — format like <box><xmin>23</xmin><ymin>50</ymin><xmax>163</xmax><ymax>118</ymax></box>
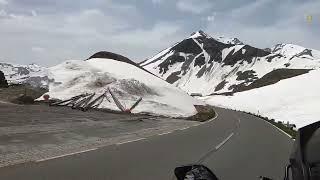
<box><xmin>0</xmin><ymin>62</ymin><xmax>50</xmax><ymax>88</ymax></box>
<box><xmin>44</xmin><ymin>56</ymin><xmax>204</xmax><ymax>117</ymax></box>
<box><xmin>141</xmin><ymin>30</ymin><xmax>320</xmax><ymax>95</ymax></box>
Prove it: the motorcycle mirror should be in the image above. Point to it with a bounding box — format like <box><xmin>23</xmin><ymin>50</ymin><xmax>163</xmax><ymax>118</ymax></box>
<box><xmin>174</xmin><ymin>164</ymin><xmax>218</xmax><ymax>180</ymax></box>
<box><xmin>286</xmin><ymin>121</ymin><xmax>320</xmax><ymax>180</ymax></box>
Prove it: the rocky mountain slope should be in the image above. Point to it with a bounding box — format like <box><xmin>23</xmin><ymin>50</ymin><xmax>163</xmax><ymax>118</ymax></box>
<box><xmin>141</xmin><ymin>31</ymin><xmax>320</xmax><ymax>95</ymax></box>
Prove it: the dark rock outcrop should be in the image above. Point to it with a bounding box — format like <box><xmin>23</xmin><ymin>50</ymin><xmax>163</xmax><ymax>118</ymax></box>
<box><xmin>0</xmin><ymin>70</ymin><xmax>8</xmax><ymax>88</ymax></box>
<box><xmin>88</xmin><ymin>51</ymin><xmax>135</xmax><ymax>66</ymax></box>
<box><xmin>230</xmin><ymin>69</ymin><xmax>311</xmax><ymax>93</ymax></box>
<box><xmin>88</xmin><ymin>51</ymin><xmax>156</xmax><ymax>76</ymax></box>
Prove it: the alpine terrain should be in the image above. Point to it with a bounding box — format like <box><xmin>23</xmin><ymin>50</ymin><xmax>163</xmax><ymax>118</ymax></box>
<box><xmin>141</xmin><ymin>31</ymin><xmax>320</xmax><ymax>96</ymax></box>
<box><xmin>42</xmin><ymin>52</ymin><xmax>204</xmax><ymax>117</ymax></box>
<box><xmin>0</xmin><ymin>63</ymin><xmax>50</xmax><ymax>88</ymax></box>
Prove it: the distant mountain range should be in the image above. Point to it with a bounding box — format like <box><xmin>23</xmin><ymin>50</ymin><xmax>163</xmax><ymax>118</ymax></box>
<box><xmin>141</xmin><ymin>30</ymin><xmax>320</xmax><ymax>95</ymax></box>
<box><xmin>0</xmin><ymin>63</ymin><xmax>50</xmax><ymax>88</ymax></box>
<box><xmin>2</xmin><ymin>30</ymin><xmax>320</xmax><ymax>96</ymax></box>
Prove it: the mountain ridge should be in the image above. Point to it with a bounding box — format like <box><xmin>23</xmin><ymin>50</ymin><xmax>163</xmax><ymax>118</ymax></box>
<box><xmin>141</xmin><ymin>30</ymin><xmax>320</xmax><ymax>95</ymax></box>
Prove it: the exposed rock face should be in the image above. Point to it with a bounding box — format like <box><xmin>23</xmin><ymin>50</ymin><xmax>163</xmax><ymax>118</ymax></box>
<box><xmin>88</xmin><ymin>51</ymin><xmax>156</xmax><ymax>76</ymax></box>
<box><xmin>0</xmin><ymin>70</ymin><xmax>8</xmax><ymax>88</ymax></box>
<box><xmin>141</xmin><ymin>31</ymin><xmax>320</xmax><ymax>95</ymax></box>
<box><xmin>88</xmin><ymin>51</ymin><xmax>134</xmax><ymax>65</ymax></box>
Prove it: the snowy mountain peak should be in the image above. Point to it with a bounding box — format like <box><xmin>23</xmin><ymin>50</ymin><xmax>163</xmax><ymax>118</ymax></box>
<box><xmin>190</xmin><ymin>30</ymin><xmax>209</xmax><ymax>39</ymax></box>
<box><xmin>189</xmin><ymin>30</ymin><xmax>244</xmax><ymax>45</ymax></box>
<box><xmin>141</xmin><ymin>32</ymin><xmax>320</xmax><ymax>95</ymax></box>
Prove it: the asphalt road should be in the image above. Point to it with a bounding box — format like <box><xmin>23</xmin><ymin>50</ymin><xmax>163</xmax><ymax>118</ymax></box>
<box><xmin>0</xmin><ymin>102</ymin><xmax>199</xmax><ymax>167</ymax></box>
<box><xmin>0</xmin><ymin>107</ymin><xmax>293</xmax><ymax>180</ymax></box>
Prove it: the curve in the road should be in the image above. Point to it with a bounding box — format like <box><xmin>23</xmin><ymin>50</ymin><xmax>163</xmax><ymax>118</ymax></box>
<box><xmin>0</xmin><ymin>107</ymin><xmax>293</xmax><ymax>180</ymax></box>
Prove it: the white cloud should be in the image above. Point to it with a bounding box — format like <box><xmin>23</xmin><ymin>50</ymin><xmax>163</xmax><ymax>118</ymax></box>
<box><xmin>228</xmin><ymin>0</ymin><xmax>272</xmax><ymax>19</ymax></box>
<box><xmin>31</xmin><ymin>46</ymin><xmax>45</xmax><ymax>53</ymax></box>
<box><xmin>206</xmin><ymin>12</ymin><xmax>216</xmax><ymax>22</ymax></box>
<box><xmin>0</xmin><ymin>9</ymin><xmax>6</xmax><ymax>17</ymax></box>
<box><xmin>176</xmin><ymin>0</ymin><xmax>213</xmax><ymax>14</ymax></box>
<box><xmin>112</xmin><ymin>22</ymin><xmax>181</xmax><ymax>46</ymax></box>
<box><xmin>1</xmin><ymin>0</ymin><xmax>319</xmax><ymax>66</ymax></box>
<box><xmin>0</xmin><ymin>0</ymin><xmax>8</xmax><ymax>5</ymax></box>
<box><xmin>152</xmin><ymin>0</ymin><xmax>163</xmax><ymax>4</ymax></box>
<box><xmin>31</xmin><ymin>10</ymin><xmax>37</xmax><ymax>17</ymax></box>
<box><xmin>0</xmin><ymin>2</ymin><xmax>183</xmax><ymax>65</ymax></box>
<box><xmin>205</xmin><ymin>0</ymin><xmax>320</xmax><ymax>50</ymax></box>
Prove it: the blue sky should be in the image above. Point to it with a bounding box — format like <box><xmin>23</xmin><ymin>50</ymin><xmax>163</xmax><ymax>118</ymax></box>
<box><xmin>0</xmin><ymin>0</ymin><xmax>319</xmax><ymax>66</ymax></box>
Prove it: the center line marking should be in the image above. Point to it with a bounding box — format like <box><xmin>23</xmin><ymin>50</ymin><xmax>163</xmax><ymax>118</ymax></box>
<box><xmin>215</xmin><ymin>132</ymin><xmax>234</xmax><ymax>150</ymax></box>
<box><xmin>116</xmin><ymin>138</ymin><xmax>146</xmax><ymax>145</ymax></box>
<box><xmin>36</xmin><ymin>148</ymin><xmax>98</xmax><ymax>162</ymax></box>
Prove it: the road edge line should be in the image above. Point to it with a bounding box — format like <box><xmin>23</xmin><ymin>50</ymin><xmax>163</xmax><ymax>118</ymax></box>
<box><xmin>206</xmin><ymin>110</ymin><xmax>219</xmax><ymax>123</ymax></box>
<box><xmin>156</xmin><ymin>109</ymin><xmax>219</xmax><ymax>136</ymax></box>
<box><xmin>262</xmin><ymin>119</ymin><xmax>293</xmax><ymax>139</ymax></box>
<box><xmin>116</xmin><ymin>138</ymin><xmax>146</xmax><ymax>145</ymax></box>
<box><xmin>35</xmin><ymin>148</ymin><xmax>98</xmax><ymax>162</ymax></box>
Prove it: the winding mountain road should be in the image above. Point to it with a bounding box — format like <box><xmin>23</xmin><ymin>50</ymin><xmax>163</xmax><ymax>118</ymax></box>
<box><xmin>0</xmin><ymin>107</ymin><xmax>293</xmax><ymax>180</ymax></box>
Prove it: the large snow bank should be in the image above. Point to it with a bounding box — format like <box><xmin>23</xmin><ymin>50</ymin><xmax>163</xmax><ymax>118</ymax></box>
<box><xmin>45</xmin><ymin>58</ymin><xmax>203</xmax><ymax>117</ymax></box>
<box><xmin>201</xmin><ymin>70</ymin><xmax>320</xmax><ymax>128</ymax></box>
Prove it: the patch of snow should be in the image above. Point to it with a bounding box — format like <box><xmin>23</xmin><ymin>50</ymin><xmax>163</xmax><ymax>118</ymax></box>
<box><xmin>190</xmin><ymin>31</ymin><xmax>203</xmax><ymax>39</ymax></box>
<box><xmin>213</xmin><ymin>36</ymin><xmax>244</xmax><ymax>45</ymax></box>
<box><xmin>45</xmin><ymin>58</ymin><xmax>204</xmax><ymax>117</ymax></box>
<box><xmin>272</xmin><ymin>44</ymin><xmax>320</xmax><ymax>60</ymax></box>
<box><xmin>201</xmin><ymin>70</ymin><xmax>320</xmax><ymax>128</ymax></box>
<box><xmin>140</xmin><ymin>46</ymin><xmax>175</xmax><ymax>66</ymax></box>
<box><xmin>232</xmin><ymin>45</ymin><xmax>245</xmax><ymax>55</ymax></box>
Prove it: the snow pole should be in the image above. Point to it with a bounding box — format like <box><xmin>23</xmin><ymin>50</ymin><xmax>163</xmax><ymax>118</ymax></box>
<box><xmin>129</xmin><ymin>97</ymin><xmax>142</xmax><ymax>111</ymax></box>
<box><xmin>104</xmin><ymin>93</ymin><xmax>111</xmax><ymax>102</ymax></box>
<box><xmin>69</xmin><ymin>97</ymin><xmax>81</xmax><ymax>106</ymax></box>
<box><xmin>72</xmin><ymin>93</ymin><xmax>93</xmax><ymax>109</ymax></box>
<box><xmin>49</xmin><ymin>94</ymin><xmax>87</xmax><ymax>106</ymax></box>
<box><xmin>50</xmin><ymin>98</ymin><xmax>73</xmax><ymax>106</ymax></box>
<box><xmin>80</xmin><ymin>93</ymin><xmax>96</xmax><ymax>110</ymax></box>
<box><xmin>108</xmin><ymin>87</ymin><xmax>126</xmax><ymax>112</ymax></box>
<box><xmin>82</xmin><ymin>91</ymin><xmax>107</xmax><ymax>111</ymax></box>
<box><xmin>92</xmin><ymin>96</ymin><xmax>105</xmax><ymax>108</ymax></box>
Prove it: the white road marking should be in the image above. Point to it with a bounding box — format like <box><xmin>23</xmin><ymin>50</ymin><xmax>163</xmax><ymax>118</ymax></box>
<box><xmin>246</xmin><ymin>113</ymin><xmax>293</xmax><ymax>139</ymax></box>
<box><xmin>190</xmin><ymin>124</ymin><xmax>198</xmax><ymax>127</ymax></box>
<box><xmin>179</xmin><ymin>127</ymin><xmax>189</xmax><ymax>131</ymax></box>
<box><xmin>215</xmin><ymin>132</ymin><xmax>234</xmax><ymax>150</ymax></box>
<box><xmin>116</xmin><ymin>138</ymin><xmax>146</xmax><ymax>145</ymax></box>
<box><xmin>156</xmin><ymin>110</ymin><xmax>219</xmax><ymax>136</ymax></box>
<box><xmin>207</xmin><ymin>112</ymin><xmax>219</xmax><ymax>123</ymax></box>
<box><xmin>263</xmin><ymin>120</ymin><xmax>293</xmax><ymax>139</ymax></box>
<box><xmin>36</xmin><ymin>148</ymin><xmax>98</xmax><ymax>162</ymax></box>
<box><xmin>158</xmin><ymin>131</ymin><xmax>173</xmax><ymax>136</ymax></box>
